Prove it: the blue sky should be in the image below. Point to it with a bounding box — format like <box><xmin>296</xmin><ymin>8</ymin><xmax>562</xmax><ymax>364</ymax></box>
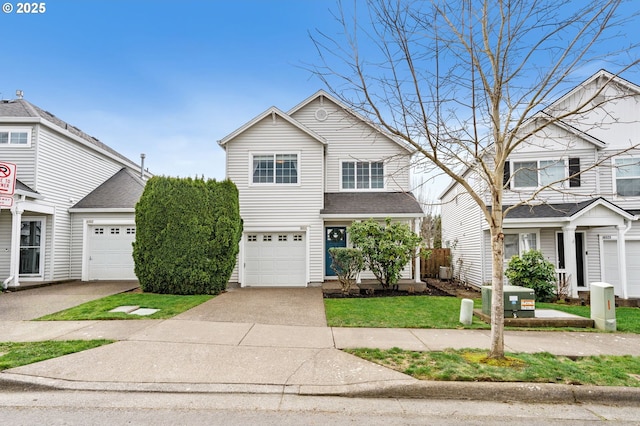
<box><xmin>1</xmin><ymin>0</ymin><xmax>639</xmax><ymax>189</ymax></box>
<box><xmin>1</xmin><ymin>0</ymin><xmax>340</xmax><ymax>179</ymax></box>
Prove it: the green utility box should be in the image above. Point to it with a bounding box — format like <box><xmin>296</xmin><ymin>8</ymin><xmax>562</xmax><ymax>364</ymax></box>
<box><xmin>482</xmin><ymin>285</ymin><xmax>536</xmax><ymax>318</ymax></box>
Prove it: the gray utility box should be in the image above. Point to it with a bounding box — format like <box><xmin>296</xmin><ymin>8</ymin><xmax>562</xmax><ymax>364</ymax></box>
<box><xmin>482</xmin><ymin>285</ymin><xmax>536</xmax><ymax>318</ymax></box>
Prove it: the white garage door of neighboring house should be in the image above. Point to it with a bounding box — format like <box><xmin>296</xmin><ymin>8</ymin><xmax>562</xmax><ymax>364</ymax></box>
<box><xmin>602</xmin><ymin>239</ymin><xmax>640</xmax><ymax>298</ymax></box>
<box><xmin>244</xmin><ymin>232</ymin><xmax>306</xmax><ymax>287</ymax></box>
<box><xmin>87</xmin><ymin>225</ymin><xmax>137</xmax><ymax>280</ymax></box>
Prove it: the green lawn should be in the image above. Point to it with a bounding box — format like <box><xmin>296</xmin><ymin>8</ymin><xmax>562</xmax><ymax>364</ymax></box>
<box><xmin>0</xmin><ymin>340</ymin><xmax>113</xmax><ymax>371</ymax></box>
<box><xmin>36</xmin><ymin>293</ymin><xmax>213</xmax><ymax>321</ymax></box>
<box><xmin>325</xmin><ymin>296</ymin><xmax>488</xmax><ymax>329</ymax></box>
<box><xmin>347</xmin><ymin>347</ymin><xmax>640</xmax><ymax>387</ymax></box>
<box><xmin>325</xmin><ymin>296</ymin><xmax>640</xmax><ymax>332</ymax></box>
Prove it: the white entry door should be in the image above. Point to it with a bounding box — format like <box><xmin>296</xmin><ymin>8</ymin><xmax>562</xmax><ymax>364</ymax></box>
<box><xmin>87</xmin><ymin>225</ymin><xmax>137</xmax><ymax>280</ymax></box>
<box><xmin>244</xmin><ymin>232</ymin><xmax>306</xmax><ymax>287</ymax></box>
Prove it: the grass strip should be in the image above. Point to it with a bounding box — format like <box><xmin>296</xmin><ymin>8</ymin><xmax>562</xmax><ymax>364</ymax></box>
<box><xmin>0</xmin><ymin>340</ymin><xmax>113</xmax><ymax>370</ymax></box>
<box><xmin>36</xmin><ymin>293</ymin><xmax>213</xmax><ymax>321</ymax></box>
<box><xmin>346</xmin><ymin>347</ymin><xmax>640</xmax><ymax>387</ymax></box>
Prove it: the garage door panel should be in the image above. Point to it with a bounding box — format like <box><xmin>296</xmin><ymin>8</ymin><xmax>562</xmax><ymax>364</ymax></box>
<box><xmin>244</xmin><ymin>232</ymin><xmax>306</xmax><ymax>287</ymax></box>
<box><xmin>88</xmin><ymin>225</ymin><xmax>136</xmax><ymax>280</ymax></box>
<box><xmin>602</xmin><ymin>240</ymin><xmax>640</xmax><ymax>298</ymax></box>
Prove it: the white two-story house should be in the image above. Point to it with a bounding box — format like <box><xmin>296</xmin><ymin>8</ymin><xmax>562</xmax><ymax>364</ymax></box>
<box><xmin>440</xmin><ymin>70</ymin><xmax>640</xmax><ymax>300</ymax></box>
<box><xmin>0</xmin><ymin>95</ymin><xmax>148</xmax><ymax>289</ymax></box>
<box><xmin>218</xmin><ymin>90</ymin><xmax>424</xmax><ymax>287</ymax></box>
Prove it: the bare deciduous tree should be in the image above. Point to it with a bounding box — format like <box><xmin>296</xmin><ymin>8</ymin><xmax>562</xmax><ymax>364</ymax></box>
<box><xmin>311</xmin><ymin>0</ymin><xmax>639</xmax><ymax>358</ymax></box>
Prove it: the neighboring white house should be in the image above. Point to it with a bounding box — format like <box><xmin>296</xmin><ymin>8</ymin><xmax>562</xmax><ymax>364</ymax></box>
<box><xmin>440</xmin><ymin>70</ymin><xmax>640</xmax><ymax>299</ymax></box>
<box><xmin>0</xmin><ymin>96</ymin><xmax>148</xmax><ymax>288</ymax></box>
<box><xmin>218</xmin><ymin>90</ymin><xmax>424</xmax><ymax>287</ymax></box>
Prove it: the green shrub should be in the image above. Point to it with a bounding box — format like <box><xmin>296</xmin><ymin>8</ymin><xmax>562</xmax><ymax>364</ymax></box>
<box><xmin>505</xmin><ymin>250</ymin><xmax>556</xmax><ymax>302</ymax></box>
<box><xmin>348</xmin><ymin>218</ymin><xmax>422</xmax><ymax>289</ymax></box>
<box><xmin>329</xmin><ymin>247</ymin><xmax>364</xmax><ymax>294</ymax></box>
<box><xmin>133</xmin><ymin>177</ymin><xmax>242</xmax><ymax>295</ymax></box>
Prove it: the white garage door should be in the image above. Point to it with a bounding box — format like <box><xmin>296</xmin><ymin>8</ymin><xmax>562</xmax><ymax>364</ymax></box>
<box><xmin>87</xmin><ymin>225</ymin><xmax>137</xmax><ymax>280</ymax></box>
<box><xmin>602</xmin><ymin>239</ymin><xmax>640</xmax><ymax>298</ymax></box>
<box><xmin>244</xmin><ymin>232</ymin><xmax>306</xmax><ymax>287</ymax></box>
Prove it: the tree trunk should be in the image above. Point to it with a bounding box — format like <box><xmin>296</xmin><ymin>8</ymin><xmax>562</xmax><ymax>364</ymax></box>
<box><xmin>489</xmin><ymin>211</ymin><xmax>505</xmax><ymax>359</ymax></box>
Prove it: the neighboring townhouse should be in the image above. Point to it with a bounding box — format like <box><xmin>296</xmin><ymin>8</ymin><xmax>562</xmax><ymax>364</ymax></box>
<box><xmin>218</xmin><ymin>90</ymin><xmax>424</xmax><ymax>287</ymax></box>
<box><xmin>440</xmin><ymin>70</ymin><xmax>640</xmax><ymax>300</ymax></box>
<box><xmin>0</xmin><ymin>95</ymin><xmax>148</xmax><ymax>288</ymax></box>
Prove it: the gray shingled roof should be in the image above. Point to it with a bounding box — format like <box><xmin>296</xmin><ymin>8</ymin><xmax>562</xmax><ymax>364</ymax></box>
<box><xmin>0</xmin><ymin>99</ymin><xmax>135</xmax><ymax>166</ymax></box>
<box><xmin>15</xmin><ymin>179</ymin><xmax>38</xmax><ymax>195</ymax></box>
<box><xmin>72</xmin><ymin>168</ymin><xmax>145</xmax><ymax>209</ymax></box>
<box><xmin>500</xmin><ymin>198</ymin><xmax>632</xmax><ymax>219</ymax></box>
<box><xmin>321</xmin><ymin>192</ymin><xmax>423</xmax><ymax>215</ymax></box>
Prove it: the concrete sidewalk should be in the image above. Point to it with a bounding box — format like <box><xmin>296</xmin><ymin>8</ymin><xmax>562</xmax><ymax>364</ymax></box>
<box><xmin>1</xmin><ymin>283</ymin><xmax>639</xmax><ymax>405</ymax></box>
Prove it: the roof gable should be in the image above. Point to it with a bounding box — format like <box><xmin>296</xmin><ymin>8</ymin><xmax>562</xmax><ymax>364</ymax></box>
<box><xmin>0</xmin><ymin>99</ymin><xmax>141</xmax><ymax>169</ymax></box>
<box><xmin>217</xmin><ymin>106</ymin><xmax>326</xmax><ymax>147</ymax></box>
<box><xmin>288</xmin><ymin>90</ymin><xmax>414</xmax><ymax>154</ymax></box>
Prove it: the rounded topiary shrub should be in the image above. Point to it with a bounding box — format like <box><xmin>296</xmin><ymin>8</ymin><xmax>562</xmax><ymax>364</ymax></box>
<box><xmin>133</xmin><ymin>177</ymin><xmax>242</xmax><ymax>295</ymax></box>
<box><xmin>505</xmin><ymin>250</ymin><xmax>556</xmax><ymax>302</ymax></box>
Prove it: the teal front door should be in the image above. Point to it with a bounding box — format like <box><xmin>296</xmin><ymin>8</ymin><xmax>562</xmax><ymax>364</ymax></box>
<box><xmin>325</xmin><ymin>226</ymin><xmax>347</xmax><ymax>276</ymax></box>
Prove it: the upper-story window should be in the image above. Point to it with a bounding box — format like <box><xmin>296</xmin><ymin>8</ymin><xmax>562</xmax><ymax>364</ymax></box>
<box><xmin>252</xmin><ymin>154</ymin><xmax>298</xmax><ymax>184</ymax></box>
<box><xmin>507</xmin><ymin>158</ymin><xmax>580</xmax><ymax>189</ymax></box>
<box><xmin>615</xmin><ymin>157</ymin><xmax>640</xmax><ymax>197</ymax></box>
<box><xmin>342</xmin><ymin>161</ymin><xmax>384</xmax><ymax>189</ymax></box>
<box><xmin>0</xmin><ymin>128</ymin><xmax>31</xmax><ymax>146</ymax></box>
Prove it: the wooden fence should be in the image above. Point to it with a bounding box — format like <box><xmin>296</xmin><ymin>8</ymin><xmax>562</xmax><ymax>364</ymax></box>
<box><xmin>420</xmin><ymin>248</ymin><xmax>451</xmax><ymax>278</ymax></box>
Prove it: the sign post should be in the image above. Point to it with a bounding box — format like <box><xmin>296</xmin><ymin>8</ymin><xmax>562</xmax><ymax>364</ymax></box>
<box><xmin>0</xmin><ymin>162</ymin><xmax>17</xmax><ymax>208</ymax></box>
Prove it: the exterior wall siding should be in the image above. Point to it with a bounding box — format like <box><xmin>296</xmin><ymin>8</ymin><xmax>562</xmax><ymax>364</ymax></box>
<box><xmin>440</xmin><ymin>173</ymin><xmax>485</xmax><ymax>287</ymax></box>
<box><xmin>291</xmin><ymin>98</ymin><xmax>411</xmax><ymax>193</ymax></box>
<box><xmin>225</xmin><ymin>115</ymin><xmax>325</xmax><ymax>283</ymax></box>
<box><xmin>35</xmin><ymin>127</ymin><xmax>127</xmax><ymax>280</ymax></box>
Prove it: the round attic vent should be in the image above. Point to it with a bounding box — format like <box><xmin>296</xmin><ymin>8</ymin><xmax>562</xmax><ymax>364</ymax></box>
<box><xmin>315</xmin><ymin>108</ymin><xmax>328</xmax><ymax>121</ymax></box>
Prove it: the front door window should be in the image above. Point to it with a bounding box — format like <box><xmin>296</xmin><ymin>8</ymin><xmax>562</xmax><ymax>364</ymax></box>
<box><xmin>325</xmin><ymin>227</ymin><xmax>347</xmax><ymax>276</ymax></box>
<box><xmin>20</xmin><ymin>219</ymin><xmax>43</xmax><ymax>276</ymax></box>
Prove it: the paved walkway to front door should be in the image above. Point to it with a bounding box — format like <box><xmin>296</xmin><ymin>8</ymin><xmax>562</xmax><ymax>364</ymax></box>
<box><xmin>173</xmin><ymin>287</ymin><xmax>327</xmax><ymax>327</ymax></box>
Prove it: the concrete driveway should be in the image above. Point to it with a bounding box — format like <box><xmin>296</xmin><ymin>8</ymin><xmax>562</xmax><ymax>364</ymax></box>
<box><xmin>0</xmin><ymin>281</ymin><xmax>140</xmax><ymax>320</ymax></box>
<box><xmin>174</xmin><ymin>287</ymin><xmax>327</xmax><ymax>327</ymax></box>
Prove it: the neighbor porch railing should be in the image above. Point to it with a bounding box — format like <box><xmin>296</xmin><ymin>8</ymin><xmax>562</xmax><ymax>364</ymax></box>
<box><xmin>555</xmin><ymin>268</ymin><xmax>571</xmax><ymax>299</ymax></box>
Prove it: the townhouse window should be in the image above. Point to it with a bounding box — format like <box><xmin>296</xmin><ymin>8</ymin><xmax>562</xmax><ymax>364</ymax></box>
<box><xmin>252</xmin><ymin>154</ymin><xmax>298</xmax><ymax>184</ymax></box>
<box><xmin>509</xmin><ymin>159</ymin><xmax>577</xmax><ymax>188</ymax></box>
<box><xmin>342</xmin><ymin>161</ymin><xmax>384</xmax><ymax>189</ymax></box>
<box><xmin>0</xmin><ymin>128</ymin><xmax>31</xmax><ymax>146</ymax></box>
<box><xmin>615</xmin><ymin>157</ymin><xmax>640</xmax><ymax>196</ymax></box>
<box><xmin>504</xmin><ymin>232</ymin><xmax>538</xmax><ymax>260</ymax></box>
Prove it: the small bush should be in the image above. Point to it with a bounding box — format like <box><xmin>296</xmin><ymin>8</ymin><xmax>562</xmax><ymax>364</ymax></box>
<box><xmin>505</xmin><ymin>250</ymin><xmax>556</xmax><ymax>302</ymax></box>
<box><xmin>348</xmin><ymin>218</ymin><xmax>423</xmax><ymax>289</ymax></box>
<box><xmin>329</xmin><ymin>247</ymin><xmax>364</xmax><ymax>294</ymax></box>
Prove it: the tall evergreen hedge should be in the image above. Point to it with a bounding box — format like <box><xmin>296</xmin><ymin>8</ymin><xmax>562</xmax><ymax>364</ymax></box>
<box><xmin>133</xmin><ymin>176</ymin><xmax>242</xmax><ymax>295</ymax></box>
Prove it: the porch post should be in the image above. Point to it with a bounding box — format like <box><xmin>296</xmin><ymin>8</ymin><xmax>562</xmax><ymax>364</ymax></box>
<box><xmin>562</xmin><ymin>225</ymin><xmax>578</xmax><ymax>298</ymax></box>
<box><xmin>9</xmin><ymin>203</ymin><xmax>23</xmax><ymax>288</ymax></box>
<box><xmin>617</xmin><ymin>224</ymin><xmax>628</xmax><ymax>299</ymax></box>
<box><xmin>414</xmin><ymin>219</ymin><xmax>421</xmax><ymax>283</ymax></box>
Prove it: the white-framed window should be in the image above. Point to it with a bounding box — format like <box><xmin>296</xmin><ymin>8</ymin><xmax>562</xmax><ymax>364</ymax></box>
<box><xmin>252</xmin><ymin>153</ymin><xmax>298</xmax><ymax>184</ymax></box>
<box><xmin>126</xmin><ymin>227</ymin><xmax>136</xmax><ymax>235</ymax></box>
<box><xmin>0</xmin><ymin>127</ymin><xmax>31</xmax><ymax>146</ymax></box>
<box><xmin>278</xmin><ymin>235</ymin><xmax>288</xmax><ymax>242</ymax></box>
<box><xmin>511</xmin><ymin>159</ymin><xmax>566</xmax><ymax>188</ymax></box>
<box><xmin>341</xmin><ymin>161</ymin><xmax>384</xmax><ymax>189</ymax></box>
<box><xmin>263</xmin><ymin>235</ymin><xmax>272</xmax><ymax>242</ymax></box>
<box><xmin>614</xmin><ymin>157</ymin><xmax>640</xmax><ymax>197</ymax></box>
<box><xmin>20</xmin><ymin>217</ymin><xmax>45</xmax><ymax>277</ymax></box>
<box><xmin>94</xmin><ymin>227</ymin><xmax>104</xmax><ymax>235</ymax></box>
<box><xmin>293</xmin><ymin>234</ymin><xmax>303</xmax><ymax>242</ymax></box>
<box><xmin>504</xmin><ymin>231</ymin><xmax>539</xmax><ymax>260</ymax></box>
<box><xmin>247</xmin><ymin>235</ymin><xmax>257</xmax><ymax>242</ymax></box>
<box><xmin>110</xmin><ymin>227</ymin><xmax>120</xmax><ymax>235</ymax></box>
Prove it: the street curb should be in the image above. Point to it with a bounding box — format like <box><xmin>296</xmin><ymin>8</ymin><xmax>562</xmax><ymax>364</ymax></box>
<box><xmin>2</xmin><ymin>373</ymin><xmax>638</xmax><ymax>406</ymax></box>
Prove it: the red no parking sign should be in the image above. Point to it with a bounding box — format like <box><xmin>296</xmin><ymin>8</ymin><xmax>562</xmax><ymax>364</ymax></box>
<box><xmin>0</xmin><ymin>161</ymin><xmax>17</xmax><ymax>208</ymax></box>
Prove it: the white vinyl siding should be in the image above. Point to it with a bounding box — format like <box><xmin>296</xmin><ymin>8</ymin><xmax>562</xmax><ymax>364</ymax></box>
<box><xmin>35</xmin><ymin>127</ymin><xmax>126</xmax><ymax>280</ymax></box>
<box><xmin>440</xmin><ymin>172</ymin><xmax>484</xmax><ymax>287</ymax></box>
<box><xmin>290</xmin><ymin>97</ymin><xmax>411</xmax><ymax>193</ymax></box>
<box><xmin>225</xmin><ymin>115</ymin><xmax>324</xmax><ymax>283</ymax></box>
